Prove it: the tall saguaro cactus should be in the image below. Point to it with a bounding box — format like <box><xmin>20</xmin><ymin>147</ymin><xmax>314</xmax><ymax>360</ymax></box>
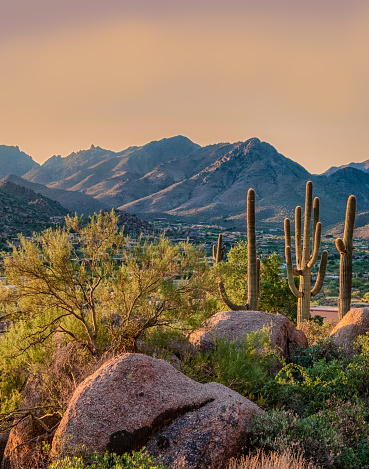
<box><xmin>214</xmin><ymin>188</ymin><xmax>260</xmax><ymax>311</ymax></box>
<box><xmin>335</xmin><ymin>195</ymin><xmax>356</xmax><ymax>320</ymax></box>
<box><xmin>284</xmin><ymin>181</ymin><xmax>328</xmax><ymax>325</ymax></box>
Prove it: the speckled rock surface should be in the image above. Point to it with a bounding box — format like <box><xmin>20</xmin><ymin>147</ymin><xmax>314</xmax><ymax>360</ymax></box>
<box><xmin>188</xmin><ymin>310</ymin><xmax>308</xmax><ymax>359</ymax></box>
<box><xmin>53</xmin><ymin>353</ymin><xmax>263</xmax><ymax>468</ymax></box>
<box><xmin>330</xmin><ymin>307</ymin><xmax>369</xmax><ymax>357</ymax></box>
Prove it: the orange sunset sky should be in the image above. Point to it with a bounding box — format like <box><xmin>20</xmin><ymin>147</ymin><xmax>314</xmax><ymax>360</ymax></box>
<box><xmin>1</xmin><ymin>0</ymin><xmax>368</xmax><ymax>173</ymax></box>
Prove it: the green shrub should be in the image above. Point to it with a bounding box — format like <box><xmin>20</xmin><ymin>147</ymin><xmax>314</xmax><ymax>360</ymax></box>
<box><xmin>182</xmin><ymin>328</ymin><xmax>280</xmax><ymax>405</ymax></box>
<box><xmin>250</xmin><ymin>400</ymin><xmax>369</xmax><ymax>468</ymax></box>
<box><xmin>49</xmin><ymin>450</ymin><xmax>173</xmax><ymax>469</ymax></box>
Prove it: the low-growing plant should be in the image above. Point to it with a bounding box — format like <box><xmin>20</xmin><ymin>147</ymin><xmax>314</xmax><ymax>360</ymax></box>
<box><xmin>182</xmin><ymin>328</ymin><xmax>280</xmax><ymax>405</ymax></box>
<box><xmin>250</xmin><ymin>400</ymin><xmax>369</xmax><ymax>468</ymax></box>
<box><xmin>49</xmin><ymin>450</ymin><xmax>173</xmax><ymax>469</ymax></box>
<box><xmin>299</xmin><ymin>319</ymin><xmax>336</xmax><ymax>345</ymax></box>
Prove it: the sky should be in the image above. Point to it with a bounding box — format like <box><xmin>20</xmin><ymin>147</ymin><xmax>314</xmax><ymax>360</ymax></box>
<box><xmin>1</xmin><ymin>0</ymin><xmax>369</xmax><ymax>173</ymax></box>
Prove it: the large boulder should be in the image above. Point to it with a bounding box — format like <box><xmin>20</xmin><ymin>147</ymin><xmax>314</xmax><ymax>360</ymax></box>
<box><xmin>330</xmin><ymin>308</ymin><xmax>369</xmax><ymax>357</ymax></box>
<box><xmin>188</xmin><ymin>311</ymin><xmax>308</xmax><ymax>359</ymax></box>
<box><xmin>53</xmin><ymin>353</ymin><xmax>263</xmax><ymax>469</ymax></box>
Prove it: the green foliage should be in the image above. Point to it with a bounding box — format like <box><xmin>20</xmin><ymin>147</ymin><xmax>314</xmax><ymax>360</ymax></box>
<box><xmin>215</xmin><ymin>245</ymin><xmax>297</xmax><ymax>321</ymax></box>
<box><xmin>247</xmin><ymin>334</ymin><xmax>369</xmax><ymax>467</ymax></box>
<box><xmin>0</xmin><ymin>214</ymin><xmax>212</xmax><ymax>417</ymax></box>
<box><xmin>49</xmin><ymin>450</ymin><xmax>172</xmax><ymax>469</ymax></box>
<box><xmin>298</xmin><ymin>319</ymin><xmax>336</xmax><ymax>345</ymax></box>
<box><xmin>182</xmin><ymin>328</ymin><xmax>279</xmax><ymax>406</ymax></box>
<box><xmin>258</xmin><ymin>253</ymin><xmax>297</xmax><ymax>322</ymax></box>
<box><xmin>251</xmin><ymin>401</ymin><xmax>369</xmax><ymax>468</ymax></box>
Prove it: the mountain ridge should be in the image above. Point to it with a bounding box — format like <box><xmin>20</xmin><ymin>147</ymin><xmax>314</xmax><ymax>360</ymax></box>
<box><xmin>3</xmin><ymin>136</ymin><xmax>369</xmax><ymax>233</ymax></box>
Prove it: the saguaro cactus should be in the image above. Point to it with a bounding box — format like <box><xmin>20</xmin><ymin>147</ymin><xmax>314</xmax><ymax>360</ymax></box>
<box><xmin>214</xmin><ymin>188</ymin><xmax>260</xmax><ymax>311</ymax></box>
<box><xmin>335</xmin><ymin>195</ymin><xmax>356</xmax><ymax>320</ymax></box>
<box><xmin>284</xmin><ymin>181</ymin><xmax>328</xmax><ymax>325</ymax></box>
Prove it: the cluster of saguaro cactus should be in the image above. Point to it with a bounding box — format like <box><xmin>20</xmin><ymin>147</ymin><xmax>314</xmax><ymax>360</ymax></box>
<box><xmin>213</xmin><ymin>180</ymin><xmax>356</xmax><ymax>323</ymax></box>
<box><xmin>214</xmin><ymin>188</ymin><xmax>260</xmax><ymax>311</ymax></box>
<box><xmin>284</xmin><ymin>181</ymin><xmax>328</xmax><ymax>325</ymax></box>
<box><xmin>335</xmin><ymin>195</ymin><xmax>356</xmax><ymax>320</ymax></box>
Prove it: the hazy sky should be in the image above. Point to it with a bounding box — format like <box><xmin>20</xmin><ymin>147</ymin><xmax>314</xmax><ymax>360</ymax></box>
<box><xmin>1</xmin><ymin>0</ymin><xmax>369</xmax><ymax>173</ymax></box>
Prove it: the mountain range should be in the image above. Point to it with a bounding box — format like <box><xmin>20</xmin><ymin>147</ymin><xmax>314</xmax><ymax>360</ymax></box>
<box><xmin>2</xmin><ymin>137</ymin><xmax>369</xmax><ymax>235</ymax></box>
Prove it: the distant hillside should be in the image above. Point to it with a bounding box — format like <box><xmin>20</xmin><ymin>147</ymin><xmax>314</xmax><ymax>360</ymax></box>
<box><xmin>326</xmin><ymin>211</ymin><xmax>369</xmax><ymax>240</ymax></box>
<box><xmin>323</xmin><ymin>159</ymin><xmax>369</xmax><ymax>176</ymax></box>
<box><xmin>23</xmin><ymin>137</ymin><xmax>200</xmax><ymax>192</ymax></box>
<box><xmin>0</xmin><ymin>145</ymin><xmax>39</xmax><ymax>179</ymax></box>
<box><xmin>1</xmin><ymin>175</ymin><xmax>106</xmax><ymax>215</ymax></box>
<box><xmin>0</xmin><ymin>181</ymin><xmax>68</xmax><ymax>242</ymax></box>
<box><xmin>3</xmin><ymin>135</ymin><xmax>369</xmax><ymax>234</ymax></box>
<box><xmin>115</xmin><ymin>210</ymin><xmax>160</xmax><ymax>238</ymax></box>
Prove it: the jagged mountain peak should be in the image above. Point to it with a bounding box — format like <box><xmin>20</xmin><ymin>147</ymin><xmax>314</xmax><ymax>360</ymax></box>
<box><xmin>0</xmin><ymin>145</ymin><xmax>39</xmax><ymax>179</ymax></box>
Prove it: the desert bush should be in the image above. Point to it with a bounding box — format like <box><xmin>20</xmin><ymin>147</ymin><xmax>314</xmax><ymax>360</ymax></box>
<box><xmin>228</xmin><ymin>449</ymin><xmax>319</xmax><ymax>469</ymax></box>
<box><xmin>290</xmin><ymin>338</ymin><xmax>343</xmax><ymax>369</ymax></box>
<box><xmin>0</xmin><ymin>214</ymin><xmax>214</xmax><ymax>419</ymax></box>
<box><xmin>182</xmin><ymin>328</ymin><xmax>279</xmax><ymax>405</ymax></box>
<box><xmin>49</xmin><ymin>450</ymin><xmax>173</xmax><ymax>469</ymax></box>
<box><xmin>299</xmin><ymin>319</ymin><xmax>336</xmax><ymax>344</ymax></box>
<box><xmin>250</xmin><ymin>400</ymin><xmax>369</xmax><ymax>468</ymax></box>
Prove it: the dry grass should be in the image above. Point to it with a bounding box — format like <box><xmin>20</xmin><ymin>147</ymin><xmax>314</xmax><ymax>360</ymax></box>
<box><xmin>228</xmin><ymin>450</ymin><xmax>320</xmax><ymax>469</ymax></box>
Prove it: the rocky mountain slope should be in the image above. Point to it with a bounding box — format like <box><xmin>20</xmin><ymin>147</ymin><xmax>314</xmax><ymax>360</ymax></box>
<box><xmin>0</xmin><ymin>181</ymin><xmax>68</xmax><ymax>242</ymax></box>
<box><xmin>2</xmin><ymin>135</ymin><xmax>367</xmax><ymax>232</ymax></box>
<box><xmin>0</xmin><ymin>175</ymin><xmax>106</xmax><ymax>215</ymax></box>
<box><xmin>0</xmin><ymin>145</ymin><xmax>39</xmax><ymax>179</ymax></box>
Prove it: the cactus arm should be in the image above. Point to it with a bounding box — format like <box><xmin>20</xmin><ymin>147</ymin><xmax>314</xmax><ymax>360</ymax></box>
<box><xmin>335</xmin><ymin>238</ymin><xmax>346</xmax><ymax>254</ymax></box>
<box><xmin>308</xmin><ymin>222</ymin><xmax>322</xmax><ymax>268</ymax></box>
<box><xmin>344</xmin><ymin>195</ymin><xmax>356</xmax><ymax>244</ymax></box>
<box><xmin>256</xmin><ymin>257</ymin><xmax>260</xmax><ymax>304</ymax></box>
<box><xmin>284</xmin><ymin>218</ymin><xmax>300</xmax><ymax>276</ymax></box>
<box><xmin>285</xmin><ymin>246</ymin><xmax>303</xmax><ymax>298</ymax></box>
<box><xmin>295</xmin><ymin>206</ymin><xmax>302</xmax><ymax>270</ymax></box>
<box><xmin>247</xmin><ymin>188</ymin><xmax>258</xmax><ymax>310</ymax></box>
<box><xmin>213</xmin><ymin>233</ymin><xmax>225</xmax><ymax>263</ymax></box>
<box><xmin>218</xmin><ymin>281</ymin><xmax>249</xmax><ymax>310</ymax></box>
<box><xmin>302</xmin><ymin>181</ymin><xmax>313</xmax><ymax>265</ymax></box>
<box><xmin>313</xmin><ymin>197</ymin><xmax>320</xmax><ymax>241</ymax></box>
<box><xmin>284</xmin><ymin>218</ymin><xmax>292</xmax><ymax>248</ymax></box>
<box><xmin>311</xmin><ymin>250</ymin><xmax>328</xmax><ymax>297</ymax></box>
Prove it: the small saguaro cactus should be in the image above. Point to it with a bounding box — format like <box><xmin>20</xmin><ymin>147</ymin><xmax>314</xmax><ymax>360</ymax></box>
<box><xmin>284</xmin><ymin>181</ymin><xmax>328</xmax><ymax>326</ymax></box>
<box><xmin>214</xmin><ymin>188</ymin><xmax>260</xmax><ymax>311</ymax></box>
<box><xmin>335</xmin><ymin>195</ymin><xmax>356</xmax><ymax>320</ymax></box>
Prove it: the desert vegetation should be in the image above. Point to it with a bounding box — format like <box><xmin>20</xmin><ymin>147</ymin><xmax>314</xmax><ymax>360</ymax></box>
<box><xmin>0</xmin><ymin>188</ymin><xmax>368</xmax><ymax>469</ymax></box>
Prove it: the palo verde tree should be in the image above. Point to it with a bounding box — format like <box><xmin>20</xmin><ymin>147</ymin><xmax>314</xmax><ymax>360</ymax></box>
<box><xmin>0</xmin><ymin>210</ymin><xmax>123</xmax><ymax>356</ymax></box>
<box><xmin>0</xmin><ymin>211</ymin><xmax>209</xmax><ymax>357</ymax></box>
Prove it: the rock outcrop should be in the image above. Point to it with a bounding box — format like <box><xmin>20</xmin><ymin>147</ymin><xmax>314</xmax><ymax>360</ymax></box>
<box><xmin>53</xmin><ymin>353</ymin><xmax>263</xmax><ymax>469</ymax></box>
<box><xmin>330</xmin><ymin>307</ymin><xmax>369</xmax><ymax>357</ymax></box>
<box><xmin>188</xmin><ymin>311</ymin><xmax>308</xmax><ymax>359</ymax></box>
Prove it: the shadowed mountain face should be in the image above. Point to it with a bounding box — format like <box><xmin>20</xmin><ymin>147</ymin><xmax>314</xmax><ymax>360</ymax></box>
<box><xmin>0</xmin><ymin>145</ymin><xmax>39</xmax><ymax>179</ymax></box>
<box><xmin>0</xmin><ymin>175</ymin><xmax>106</xmax><ymax>216</ymax></box>
<box><xmin>0</xmin><ymin>179</ymin><xmax>68</xmax><ymax>241</ymax></box>
<box><xmin>7</xmin><ymin>135</ymin><xmax>369</xmax><ymax>231</ymax></box>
